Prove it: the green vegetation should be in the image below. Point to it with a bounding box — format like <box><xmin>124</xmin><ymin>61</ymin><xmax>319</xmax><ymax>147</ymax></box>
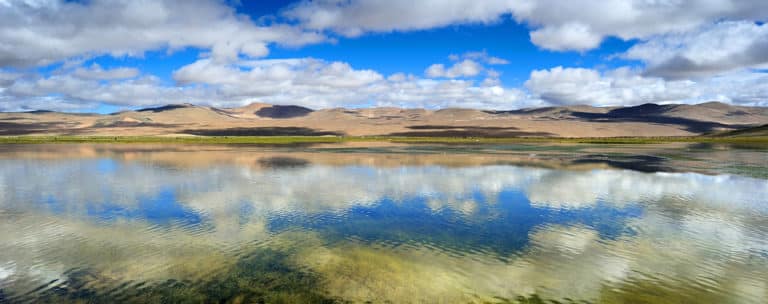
<box><xmin>363</xmin><ymin>135</ymin><xmax>768</xmax><ymax>144</ymax></box>
<box><xmin>30</xmin><ymin>248</ymin><xmax>342</xmax><ymax>304</ymax></box>
<box><xmin>0</xmin><ymin>135</ymin><xmax>767</xmax><ymax>144</ymax></box>
<box><xmin>0</xmin><ymin>135</ymin><xmax>345</xmax><ymax>144</ymax></box>
<box><xmin>712</xmin><ymin>124</ymin><xmax>768</xmax><ymax>137</ymax></box>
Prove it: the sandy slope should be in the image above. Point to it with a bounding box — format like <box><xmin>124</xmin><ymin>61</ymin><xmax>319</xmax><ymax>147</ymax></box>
<box><xmin>0</xmin><ymin>102</ymin><xmax>766</xmax><ymax>137</ymax></box>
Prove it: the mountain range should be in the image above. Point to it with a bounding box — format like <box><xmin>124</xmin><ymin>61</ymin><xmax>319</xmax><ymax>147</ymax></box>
<box><xmin>1</xmin><ymin>102</ymin><xmax>766</xmax><ymax>138</ymax></box>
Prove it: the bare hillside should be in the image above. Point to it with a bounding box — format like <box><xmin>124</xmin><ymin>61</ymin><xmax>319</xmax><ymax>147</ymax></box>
<box><xmin>1</xmin><ymin>102</ymin><xmax>766</xmax><ymax>138</ymax></box>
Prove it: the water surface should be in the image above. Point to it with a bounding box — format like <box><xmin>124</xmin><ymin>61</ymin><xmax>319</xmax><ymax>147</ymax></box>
<box><xmin>0</xmin><ymin>143</ymin><xmax>766</xmax><ymax>303</ymax></box>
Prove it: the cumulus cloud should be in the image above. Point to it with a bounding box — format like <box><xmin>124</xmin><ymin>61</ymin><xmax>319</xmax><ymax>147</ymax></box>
<box><xmin>525</xmin><ymin>66</ymin><xmax>768</xmax><ymax>107</ymax></box>
<box><xmin>283</xmin><ymin>0</ymin><xmax>768</xmax><ymax>51</ymax></box>
<box><xmin>699</xmin><ymin>70</ymin><xmax>768</xmax><ymax>105</ymax></box>
<box><xmin>525</xmin><ymin>66</ymin><xmax>697</xmax><ymax>106</ymax></box>
<box><xmin>451</xmin><ymin>51</ymin><xmax>510</xmax><ymax>65</ymax></box>
<box><xmin>528</xmin><ymin>22</ymin><xmax>603</xmax><ymax>51</ymax></box>
<box><xmin>0</xmin><ymin>58</ymin><xmax>532</xmax><ymax>111</ymax></box>
<box><xmin>424</xmin><ymin>59</ymin><xmax>482</xmax><ymax>78</ymax></box>
<box><xmin>172</xmin><ymin>57</ymin><xmax>532</xmax><ymax>109</ymax></box>
<box><xmin>282</xmin><ymin>0</ymin><xmax>514</xmax><ymax>37</ymax></box>
<box><xmin>0</xmin><ymin>70</ymin><xmax>21</xmax><ymax>87</ymax></box>
<box><xmin>425</xmin><ymin>51</ymin><xmax>509</xmax><ymax>81</ymax></box>
<box><xmin>174</xmin><ymin>58</ymin><xmax>383</xmax><ymax>90</ymax></box>
<box><xmin>0</xmin><ymin>0</ymin><xmax>326</xmax><ymax>67</ymax></box>
<box><xmin>3</xmin><ymin>57</ymin><xmax>767</xmax><ymax>111</ymax></box>
<box><xmin>625</xmin><ymin>21</ymin><xmax>768</xmax><ymax>79</ymax></box>
<box><xmin>508</xmin><ymin>0</ymin><xmax>768</xmax><ymax>51</ymax></box>
<box><xmin>4</xmin><ymin>59</ymin><xmax>766</xmax><ymax>111</ymax></box>
<box><xmin>1</xmin><ymin>1</ymin><xmax>766</xmax><ymax>110</ymax></box>
<box><xmin>3</xmin><ymin>71</ymin><xmax>219</xmax><ymax>111</ymax></box>
<box><xmin>376</xmin><ymin>78</ymin><xmax>533</xmax><ymax>109</ymax></box>
<box><xmin>1</xmin><ymin>0</ymin><xmax>765</xmax><ymax>111</ymax></box>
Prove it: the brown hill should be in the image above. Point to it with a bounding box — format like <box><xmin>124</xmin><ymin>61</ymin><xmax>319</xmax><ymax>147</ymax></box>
<box><xmin>1</xmin><ymin>102</ymin><xmax>766</xmax><ymax>137</ymax></box>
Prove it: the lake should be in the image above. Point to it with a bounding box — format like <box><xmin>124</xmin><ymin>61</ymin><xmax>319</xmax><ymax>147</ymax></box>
<box><xmin>0</xmin><ymin>143</ymin><xmax>766</xmax><ymax>303</ymax></box>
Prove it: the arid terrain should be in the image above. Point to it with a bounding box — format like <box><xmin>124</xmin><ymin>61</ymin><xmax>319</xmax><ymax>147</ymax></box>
<box><xmin>1</xmin><ymin>102</ymin><xmax>767</xmax><ymax>138</ymax></box>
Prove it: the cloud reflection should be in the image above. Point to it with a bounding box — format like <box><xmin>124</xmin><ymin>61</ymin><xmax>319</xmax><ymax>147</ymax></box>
<box><xmin>0</xmin><ymin>147</ymin><xmax>766</xmax><ymax>302</ymax></box>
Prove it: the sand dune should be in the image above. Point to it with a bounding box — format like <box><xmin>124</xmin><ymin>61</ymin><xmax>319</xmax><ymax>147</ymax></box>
<box><xmin>0</xmin><ymin>102</ymin><xmax>766</xmax><ymax>137</ymax></box>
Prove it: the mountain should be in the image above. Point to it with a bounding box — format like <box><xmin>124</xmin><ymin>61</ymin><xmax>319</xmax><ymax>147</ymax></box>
<box><xmin>0</xmin><ymin>102</ymin><xmax>766</xmax><ymax>137</ymax></box>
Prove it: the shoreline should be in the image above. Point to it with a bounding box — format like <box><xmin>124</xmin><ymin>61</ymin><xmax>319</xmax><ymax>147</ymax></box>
<box><xmin>1</xmin><ymin>135</ymin><xmax>767</xmax><ymax>144</ymax></box>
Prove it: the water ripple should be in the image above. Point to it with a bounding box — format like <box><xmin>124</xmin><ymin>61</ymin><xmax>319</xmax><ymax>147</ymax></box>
<box><xmin>0</xmin><ymin>144</ymin><xmax>766</xmax><ymax>303</ymax></box>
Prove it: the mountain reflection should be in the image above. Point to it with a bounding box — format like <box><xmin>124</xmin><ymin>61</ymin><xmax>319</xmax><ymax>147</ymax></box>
<box><xmin>0</xmin><ymin>144</ymin><xmax>766</xmax><ymax>303</ymax></box>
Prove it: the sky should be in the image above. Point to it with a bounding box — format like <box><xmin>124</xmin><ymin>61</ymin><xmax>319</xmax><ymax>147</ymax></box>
<box><xmin>0</xmin><ymin>0</ymin><xmax>767</xmax><ymax>113</ymax></box>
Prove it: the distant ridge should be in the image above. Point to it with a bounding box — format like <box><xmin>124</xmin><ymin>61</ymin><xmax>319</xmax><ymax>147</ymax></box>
<box><xmin>1</xmin><ymin>101</ymin><xmax>766</xmax><ymax>138</ymax></box>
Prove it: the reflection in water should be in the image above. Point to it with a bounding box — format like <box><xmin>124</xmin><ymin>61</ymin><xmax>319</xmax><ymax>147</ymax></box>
<box><xmin>0</xmin><ymin>144</ymin><xmax>766</xmax><ymax>303</ymax></box>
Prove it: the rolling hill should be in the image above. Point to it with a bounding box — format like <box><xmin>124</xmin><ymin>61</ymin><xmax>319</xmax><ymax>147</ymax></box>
<box><xmin>0</xmin><ymin>102</ymin><xmax>766</xmax><ymax>138</ymax></box>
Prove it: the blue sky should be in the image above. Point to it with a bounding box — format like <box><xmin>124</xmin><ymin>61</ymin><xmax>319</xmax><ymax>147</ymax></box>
<box><xmin>0</xmin><ymin>0</ymin><xmax>766</xmax><ymax>112</ymax></box>
<box><xmin>87</xmin><ymin>20</ymin><xmax>636</xmax><ymax>87</ymax></box>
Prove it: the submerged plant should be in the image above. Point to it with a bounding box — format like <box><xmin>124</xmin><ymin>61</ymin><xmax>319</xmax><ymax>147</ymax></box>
<box><xmin>20</xmin><ymin>248</ymin><xmax>342</xmax><ymax>304</ymax></box>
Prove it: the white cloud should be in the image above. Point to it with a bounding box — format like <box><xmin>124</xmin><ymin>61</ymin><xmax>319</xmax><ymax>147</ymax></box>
<box><xmin>1</xmin><ymin>1</ymin><xmax>765</xmax><ymax>111</ymax></box>
<box><xmin>0</xmin><ymin>0</ymin><xmax>326</xmax><ymax>67</ymax></box>
<box><xmin>424</xmin><ymin>65</ymin><xmax>446</xmax><ymax>78</ymax></box>
<box><xmin>425</xmin><ymin>52</ymin><xmax>509</xmax><ymax>80</ymax></box>
<box><xmin>0</xmin><ymin>70</ymin><xmax>21</xmax><ymax>87</ymax></box>
<box><xmin>172</xmin><ymin>58</ymin><xmax>531</xmax><ymax>109</ymax></box>
<box><xmin>4</xmin><ymin>58</ymin><xmax>767</xmax><ymax>112</ymax></box>
<box><xmin>526</xmin><ymin>66</ymin><xmax>768</xmax><ymax>106</ymax></box>
<box><xmin>386</xmin><ymin>73</ymin><xmax>409</xmax><ymax>82</ymax></box>
<box><xmin>425</xmin><ymin>59</ymin><xmax>482</xmax><ymax>78</ymax></box>
<box><xmin>454</xmin><ymin>51</ymin><xmax>510</xmax><ymax>65</ymax></box>
<box><xmin>625</xmin><ymin>21</ymin><xmax>768</xmax><ymax>79</ymax></box>
<box><xmin>526</xmin><ymin>66</ymin><xmax>694</xmax><ymax>106</ymax></box>
<box><xmin>283</xmin><ymin>0</ymin><xmax>514</xmax><ymax>37</ymax></box>
<box><xmin>486</xmin><ymin>57</ymin><xmax>510</xmax><ymax>65</ymax></box>
<box><xmin>3</xmin><ymin>70</ymin><xmax>220</xmax><ymax>111</ymax></box>
<box><xmin>528</xmin><ymin>22</ymin><xmax>603</xmax><ymax>51</ymax></box>
<box><xmin>376</xmin><ymin>78</ymin><xmax>534</xmax><ymax>109</ymax></box>
<box><xmin>283</xmin><ymin>0</ymin><xmax>768</xmax><ymax>51</ymax></box>
<box><xmin>0</xmin><ymin>58</ymin><xmax>533</xmax><ymax>111</ymax></box>
<box><xmin>171</xmin><ymin>58</ymin><xmax>386</xmax><ymax>107</ymax></box>
<box><xmin>509</xmin><ymin>0</ymin><xmax>768</xmax><ymax>51</ymax></box>
<box><xmin>698</xmin><ymin>70</ymin><xmax>768</xmax><ymax>105</ymax></box>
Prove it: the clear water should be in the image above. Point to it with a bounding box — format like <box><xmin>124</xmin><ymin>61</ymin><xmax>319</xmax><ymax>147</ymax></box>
<box><xmin>0</xmin><ymin>143</ymin><xmax>766</xmax><ymax>303</ymax></box>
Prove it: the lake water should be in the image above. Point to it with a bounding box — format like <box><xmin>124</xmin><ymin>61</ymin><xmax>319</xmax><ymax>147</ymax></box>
<box><xmin>0</xmin><ymin>143</ymin><xmax>766</xmax><ymax>303</ymax></box>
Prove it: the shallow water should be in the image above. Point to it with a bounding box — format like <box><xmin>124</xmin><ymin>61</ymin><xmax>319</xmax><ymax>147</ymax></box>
<box><xmin>0</xmin><ymin>143</ymin><xmax>766</xmax><ymax>303</ymax></box>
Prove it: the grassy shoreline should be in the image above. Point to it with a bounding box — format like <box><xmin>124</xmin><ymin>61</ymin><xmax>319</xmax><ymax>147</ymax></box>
<box><xmin>1</xmin><ymin>135</ymin><xmax>767</xmax><ymax>144</ymax></box>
